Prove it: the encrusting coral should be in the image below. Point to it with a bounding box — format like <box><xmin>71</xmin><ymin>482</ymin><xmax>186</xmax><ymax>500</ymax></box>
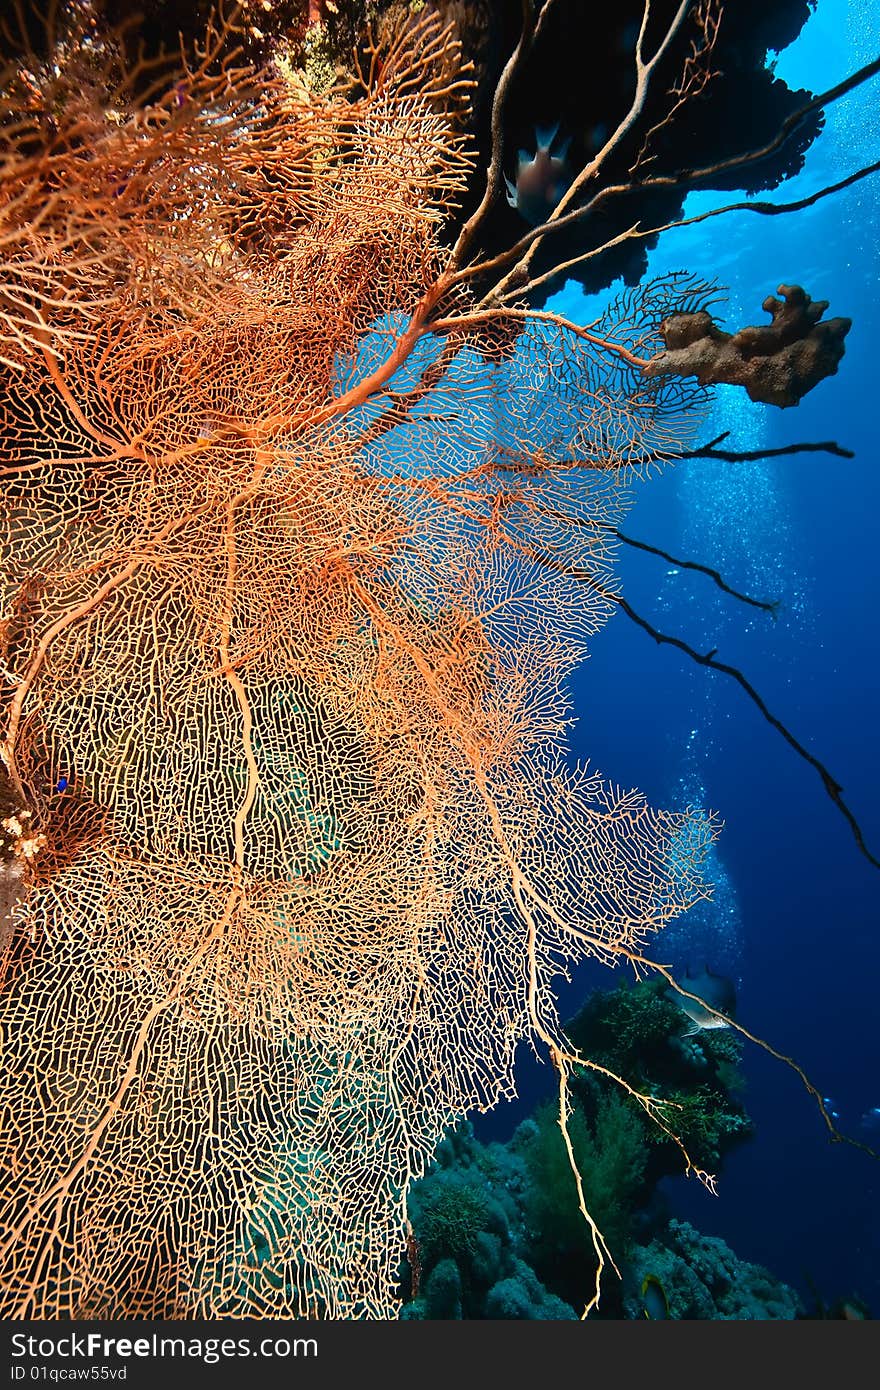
<box><xmin>643</xmin><ymin>285</ymin><xmax>851</xmax><ymax>407</ymax></box>
<box><xmin>624</xmin><ymin>1220</ymin><xmax>802</xmax><ymax>1320</ymax></box>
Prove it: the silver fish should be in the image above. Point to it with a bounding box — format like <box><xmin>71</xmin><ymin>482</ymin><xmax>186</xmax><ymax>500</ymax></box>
<box><xmin>669</xmin><ymin>964</ymin><xmax>736</xmax><ymax>1035</ymax></box>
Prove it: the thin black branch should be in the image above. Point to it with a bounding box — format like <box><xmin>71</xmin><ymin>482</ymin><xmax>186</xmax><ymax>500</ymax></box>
<box><xmin>627</xmin><ymin>157</ymin><xmax>880</xmax><ymax>248</ymax></box>
<box><xmin>516</xmin><ymin>160</ymin><xmax>880</xmax><ymax>302</ymax></box>
<box><xmin>612</xmin><ymin>528</ymin><xmax>778</xmax><ymax>614</ymax></box>
<box><xmin>530</xmin><ymin>548</ymin><xmax>880</xmax><ymax>871</ymax></box>
<box><xmin>670</xmin><ymin>431</ymin><xmax>855</xmax><ymax>462</ymax></box>
<box><xmin>487</xmin><ymin>434</ymin><xmax>854</xmax><ymax>470</ymax></box>
<box><xmin>671</xmin><ymin>54</ymin><xmax>880</xmax><ymax>189</ymax></box>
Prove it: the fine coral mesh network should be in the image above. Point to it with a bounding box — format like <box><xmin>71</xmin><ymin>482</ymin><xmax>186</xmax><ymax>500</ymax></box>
<box><xmin>0</xmin><ymin>8</ymin><xmax>715</xmax><ymax>1316</ymax></box>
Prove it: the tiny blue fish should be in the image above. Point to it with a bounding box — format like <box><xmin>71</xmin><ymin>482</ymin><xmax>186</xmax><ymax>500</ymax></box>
<box><xmin>56</xmin><ymin>776</ymin><xmax>68</xmax><ymax>793</ymax></box>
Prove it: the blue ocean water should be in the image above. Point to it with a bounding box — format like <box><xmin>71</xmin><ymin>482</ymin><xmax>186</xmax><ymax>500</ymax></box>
<box><xmin>474</xmin><ymin>0</ymin><xmax>880</xmax><ymax>1314</ymax></box>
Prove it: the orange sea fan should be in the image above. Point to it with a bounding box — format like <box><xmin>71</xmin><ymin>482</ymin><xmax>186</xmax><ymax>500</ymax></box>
<box><xmin>0</xmin><ymin>4</ymin><xmax>717</xmax><ymax>1317</ymax></box>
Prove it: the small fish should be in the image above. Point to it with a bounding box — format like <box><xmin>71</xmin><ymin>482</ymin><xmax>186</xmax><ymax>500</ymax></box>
<box><xmin>860</xmin><ymin>1106</ymin><xmax>880</xmax><ymax>1132</ymax></box>
<box><xmin>55</xmin><ymin>776</ymin><xmax>68</xmax><ymax>793</ymax></box>
<box><xmin>668</xmin><ymin>964</ymin><xmax>736</xmax><ymax>1035</ymax></box>
<box><xmin>641</xmin><ymin>1273</ymin><xmax>669</xmax><ymax>1319</ymax></box>
<box><xmin>505</xmin><ymin>124</ymin><xmax>572</xmax><ymax>226</ymax></box>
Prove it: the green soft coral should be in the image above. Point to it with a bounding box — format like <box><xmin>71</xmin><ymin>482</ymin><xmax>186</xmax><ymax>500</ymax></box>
<box><xmin>563</xmin><ymin>978</ymin><xmax>751</xmax><ymax>1173</ymax></box>
<box><xmin>413</xmin><ymin>1176</ymin><xmax>491</xmax><ymax>1267</ymax></box>
<box><xmin>403</xmin><ymin>979</ymin><xmax>755</xmax><ymax>1319</ymax></box>
<box><xmin>566</xmin><ymin>979</ymin><xmax>686</xmax><ymax>1083</ymax></box>
<box><xmin>646</xmin><ymin>1083</ymin><xmax>753</xmax><ymax>1168</ymax></box>
<box><xmin>520</xmin><ymin>1091</ymin><xmax>647</xmax><ymax>1282</ymax></box>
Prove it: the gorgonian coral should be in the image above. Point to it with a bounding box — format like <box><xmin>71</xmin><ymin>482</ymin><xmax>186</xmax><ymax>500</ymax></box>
<box><xmin>0</xmin><ymin>2</ymin><xmax>808</xmax><ymax>1318</ymax></box>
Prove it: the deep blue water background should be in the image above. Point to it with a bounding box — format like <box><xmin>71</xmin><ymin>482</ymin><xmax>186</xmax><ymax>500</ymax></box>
<box><xmin>472</xmin><ymin>0</ymin><xmax>880</xmax><ymax>1315</ymax></box>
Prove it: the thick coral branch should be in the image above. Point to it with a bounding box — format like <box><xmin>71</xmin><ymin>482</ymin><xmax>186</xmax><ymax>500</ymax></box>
<box><xmin>462</xmin><ymin>57</ymin><xmax>880</xmax><ymax>304</ymax></box>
